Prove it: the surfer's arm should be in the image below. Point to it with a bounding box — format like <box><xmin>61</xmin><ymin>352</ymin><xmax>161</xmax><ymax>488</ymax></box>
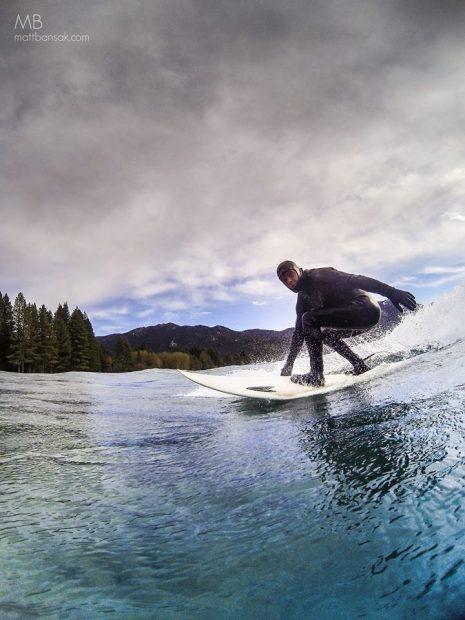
<box><xmin>281</xmin><ymin>316</ymin><xmax>304</xmax><ymax>375</ymax></box>
<box><xmin>341</xmin><ymin>272</ymin><xmax>417</xmax><ymax>312</ymax></box>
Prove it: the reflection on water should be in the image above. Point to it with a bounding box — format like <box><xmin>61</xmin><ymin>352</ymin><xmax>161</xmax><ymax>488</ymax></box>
<box><xmin>1</xmin><ymin>348</ymin><xmax>465</xmax><ymax>619</ymax></box>
<box><xmin>296</xmin><ymin>388</ymin><xmax>465</xmax><ymax>618</ymax></box>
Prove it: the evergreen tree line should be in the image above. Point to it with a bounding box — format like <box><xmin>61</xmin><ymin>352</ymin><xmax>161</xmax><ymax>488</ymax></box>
<box><xmin>0</xmin><ymin>292</ymin><xmax>103</xmax><ymax>373</ymax></box>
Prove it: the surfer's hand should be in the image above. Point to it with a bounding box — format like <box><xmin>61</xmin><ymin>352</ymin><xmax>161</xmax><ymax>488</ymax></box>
<box><xmin>389</xmin><ymin>288</ymin><xmax>417</xmax><ymax>312</ymax></box>
<box><xmin>281</xmin><ymin>363</ymin><xmax>293</xmax><ymax>376</ymax></box>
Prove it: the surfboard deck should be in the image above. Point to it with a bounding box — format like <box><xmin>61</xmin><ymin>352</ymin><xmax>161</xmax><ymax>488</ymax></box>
<box><xmin>178</xmin><ymin>368</ymin><xmax>375</xmax><ymax>401</ymax></box>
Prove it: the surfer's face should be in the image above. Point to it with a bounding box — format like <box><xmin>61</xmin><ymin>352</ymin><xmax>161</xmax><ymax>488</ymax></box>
<box><xmin>280</xmin><ymin>270</ymin><xmax>299</xmax><ymax>290</ymax></box>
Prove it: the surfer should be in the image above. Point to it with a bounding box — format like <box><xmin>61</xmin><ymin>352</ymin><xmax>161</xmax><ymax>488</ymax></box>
<box><xmin>277</xmin><ymin>261</ymin><xmax>417</xmax><ymax>386</ymax></box>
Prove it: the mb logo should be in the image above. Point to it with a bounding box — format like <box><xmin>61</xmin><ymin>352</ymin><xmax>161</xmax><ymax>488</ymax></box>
<box><xmin>15</xmin><ymin>14</ymin><xmax>43</xmax><ymax>30</ymax></box>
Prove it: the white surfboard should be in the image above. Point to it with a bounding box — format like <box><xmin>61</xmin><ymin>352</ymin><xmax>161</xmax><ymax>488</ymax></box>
<box><xmin>178</xmin><ymin>368</ymin><xmax>377</xmax><ymax>401</ymax></box>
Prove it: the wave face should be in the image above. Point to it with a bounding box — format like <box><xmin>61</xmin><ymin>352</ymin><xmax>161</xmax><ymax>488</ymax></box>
<box><xmin>0</xmin><ymin>283</ymin><xmax>464</xmax><ymax>619</ymax></box>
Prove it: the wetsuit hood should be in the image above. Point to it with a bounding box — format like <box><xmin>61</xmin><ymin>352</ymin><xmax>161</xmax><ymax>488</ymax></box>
<box><xmin>276</xmin><ymin>260</ymin><xmax>302</xmax><ymax>292</ymax></box>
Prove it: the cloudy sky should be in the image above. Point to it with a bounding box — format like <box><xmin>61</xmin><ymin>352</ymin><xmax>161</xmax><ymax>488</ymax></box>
<box><xmin>2</xmin><ymin>0</ymin><xmax>465</xmax><ymax>335</ymax></box>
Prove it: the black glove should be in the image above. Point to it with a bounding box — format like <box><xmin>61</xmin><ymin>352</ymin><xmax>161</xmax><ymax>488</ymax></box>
<box><xmin>389</xmin><ymin>288</ymin><xmax>417</xmax><ymax>313</ymax></box>
<box><xmin>281</xmin><ymin>362</ymin><xmax>293</xmax><ymax>376</ymax></box>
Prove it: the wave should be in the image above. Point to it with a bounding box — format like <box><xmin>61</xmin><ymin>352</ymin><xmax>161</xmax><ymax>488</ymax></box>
<box><xmin>375</xmin><ymin>279</ymin><xmax>465</xmax><ymax>354</ymax></box>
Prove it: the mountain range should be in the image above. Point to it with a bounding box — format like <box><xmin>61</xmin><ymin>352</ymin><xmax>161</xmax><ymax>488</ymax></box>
<box><xmin>97</xmin><ymin>300</ymin><xmax>402</xmax><ymax>360</ymax></box>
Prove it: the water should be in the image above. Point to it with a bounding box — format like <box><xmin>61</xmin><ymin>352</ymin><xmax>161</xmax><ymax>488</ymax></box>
<box><xmin>1</xmin><ymin>285</ymin><xmax>465</xmax><ymax>619</ymax></box>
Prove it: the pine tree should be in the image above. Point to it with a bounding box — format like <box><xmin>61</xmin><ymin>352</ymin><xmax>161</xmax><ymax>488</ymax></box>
<box><xmin>69</xmin><ymin>308</ymin><xmax>91</xmax><ymax>371</ymax></box>
<box><xmin>113</xmin><ymin>337</ymin><xmax>133</xmax><ymax>372</ymax></box>
<box><xmin>83</xmin><ymin>312</ymin><xmax>102</xmax><ymax>372</ymax></box>
<box><xmin>38</xmin><ymin>305</ymin><xmax>58</xmax><ymax>372</ymax></box>
<box><xmin>0</xmin><ymin>293</ymin><xmax>14</xmax><ymax>370</ymax></box>
<box><xmin>99</xmin><ymin>344</ymin><xmax>112</xmax><ymax>372</ymax></box>
<box><xmin>54</xmin><ymin>305</ymin><xmax>72</xmax><ymax>372</ymax></box>
<box><xmin>8</xmin><ymin>293</ymin><xmax>28</xmax><ymax>372</ymax></box>
<box><xmin>0</xmin><ymin>293</ymin><xmax>5</xmax><ymax>369</ymax></box>
<box><xmin>24</xmin><ymin>303</ymin><xmax>40</xmax><ymax>372</ymax></box>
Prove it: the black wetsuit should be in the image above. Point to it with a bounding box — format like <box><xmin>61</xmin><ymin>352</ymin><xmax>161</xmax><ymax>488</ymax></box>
<box><xmin>284</xmin><ymin>267</ymin><xmax>397</xmax><ymax>376</ymax></box>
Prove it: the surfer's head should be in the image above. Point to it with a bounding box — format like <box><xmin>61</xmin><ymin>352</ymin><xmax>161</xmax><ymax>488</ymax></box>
<box><xmin>277</xmin><ymin>260</ymin><xmax>301</xmax><ymax>291</ymax></box>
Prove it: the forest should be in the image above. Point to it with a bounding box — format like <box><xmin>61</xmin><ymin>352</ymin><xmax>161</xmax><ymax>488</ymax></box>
<box><xmin>0</xmin><ymin>292</ymin><xmax>103</xmax><ymax>373</ymax></box>
<box><xmin>0</xmin><ymin>292</ymin><xmax>252</xmax><ymax>373</ymax></box>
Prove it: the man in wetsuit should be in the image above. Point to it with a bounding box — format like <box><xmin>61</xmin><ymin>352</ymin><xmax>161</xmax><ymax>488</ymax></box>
<box><xmin>277</xmin><ymin>260</ymin><xmax>417</xmax><ymax>387</ymax></box>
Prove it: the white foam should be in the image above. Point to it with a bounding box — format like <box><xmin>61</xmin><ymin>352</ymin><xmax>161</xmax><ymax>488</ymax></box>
<box><xmin>378</xmin><ymin>280</ymin><xmax>465</xmax><ymax>352</ymax></box>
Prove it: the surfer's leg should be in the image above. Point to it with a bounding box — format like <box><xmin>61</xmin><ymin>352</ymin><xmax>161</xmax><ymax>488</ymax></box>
<box><xmin>322</xmin><ymin>331</ymin><xmax>369</xmax><ymax>374</ymax></box>
<box><xmin>291</xmin><ymin>312</ymin><xmax>325</xmax><ymax>386</ymax></box>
